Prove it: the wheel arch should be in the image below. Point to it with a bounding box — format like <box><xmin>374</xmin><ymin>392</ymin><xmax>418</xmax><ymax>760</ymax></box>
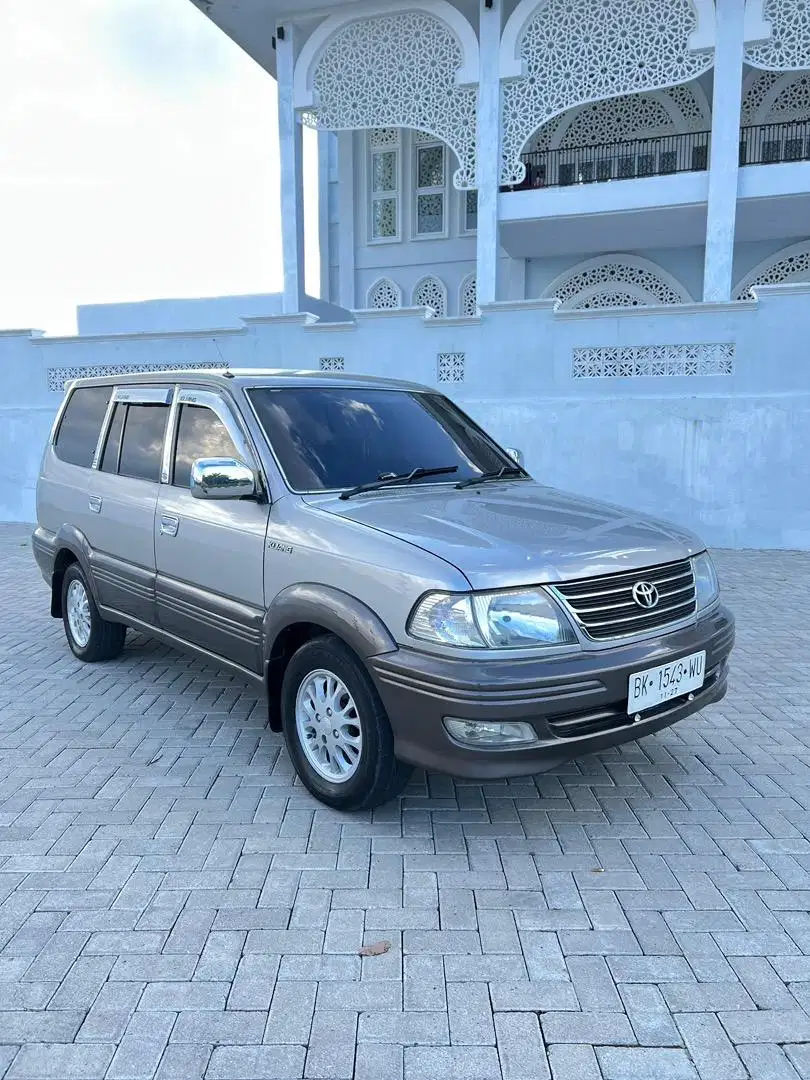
<box><xmin>263</xmin><ymin>584</ymin><xmax>398</xmax><ymax>731</ymax></box>
<box><xmin>50</xmin><ymin>526</ymin><xmax>95</xmax><ymax>618</ymax></box>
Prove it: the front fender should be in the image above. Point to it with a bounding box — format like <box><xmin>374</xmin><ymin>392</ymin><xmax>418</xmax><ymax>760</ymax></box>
<box><xmin>263</xmin><ymin>583</ymin><xmax>398</xmax><ymax>662</ymax></box>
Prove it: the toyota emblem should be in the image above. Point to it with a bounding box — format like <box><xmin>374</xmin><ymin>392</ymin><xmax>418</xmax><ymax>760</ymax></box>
<box><xmin>632</xmin><ymin>581</ymin><xmax>659</xmax><ymax>609</ymax></box>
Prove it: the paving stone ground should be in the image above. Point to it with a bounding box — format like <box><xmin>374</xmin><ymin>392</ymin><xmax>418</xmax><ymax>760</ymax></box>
<box><xmin>1</xmin><ymin>523</ymin><xmax>810</xmax><ymax>1079</ymax></box>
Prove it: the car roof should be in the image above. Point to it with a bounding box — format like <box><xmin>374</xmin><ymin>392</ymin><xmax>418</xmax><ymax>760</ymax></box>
<box><xmin>65</xmin><ymin>368</ymin><xmax>431</xmax><ymax>393</ymax></box>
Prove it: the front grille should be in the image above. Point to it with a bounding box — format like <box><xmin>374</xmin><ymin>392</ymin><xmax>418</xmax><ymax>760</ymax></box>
<box><xmin>554</xmin><ymin>559</ymin><xmax>696</xmax><ymax>641</ymax></box>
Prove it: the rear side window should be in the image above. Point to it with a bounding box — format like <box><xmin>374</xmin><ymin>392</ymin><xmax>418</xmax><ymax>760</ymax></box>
<box><xmin>118</xmin><ymin>404</ymin><xmax>169</xmax><ymax>483</ymax></box>
<box><xmin>172</xmin><ymin>404</ymin><xmax>241</xmax><ymax>489</ymax></box>
<box><xmin>53</xmin><ymin>386</ymin><xmax>112</xmax><ymax>468</ymax></box>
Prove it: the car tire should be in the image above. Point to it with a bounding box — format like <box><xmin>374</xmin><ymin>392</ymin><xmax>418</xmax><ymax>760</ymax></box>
<box><xmin>61</xmin><ymin>563</ymin><xmax>126</xmax><ymax>662</ymax></box>
<box><xmin>281</xmin><ymin>634</ymin><xmax>412</xmax><ymax>811</ymax></box>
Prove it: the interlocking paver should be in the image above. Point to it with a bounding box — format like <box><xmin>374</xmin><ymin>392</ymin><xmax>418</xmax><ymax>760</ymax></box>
<box><xmin>354</xmin><ymin>1043</ymin><xmax>404</xmax><ymax>1080</ymax></box>
<box><xmin>206</xmin><ymin>1045</ymin><xmax>305</xmax><ymax>1079</ymax></box>
<box><xmin>6</xmin><ymin>1042</ymin><xmax>114</xmax><ymax>1079</ymax></box>
<box><xmin>675</xmin><ymin>1012</ymin><xmax>747</xmax><ymax>1078</ymax></box>
<box><xmin>718</xmin><ymin>1008</ymin><xmax>810</xmax><ymax>1044</ymax></box>
<box><xmin>547</xmin><ymin>1045</ymin><xmax>602</xmax><ymax>1080</ymax></box>
<box><xmin>541</xmin><ymin>1010</ymin><xmax>637</xmax><ymax>1046</ymax></box>
<box><xmin>404</xmin><ymin>1045</ymin><xmax>502</xmax><ymax>1080</ymax></box>
<box><xmin>358</xmin><ymin>1009</ymin><xmax>450</xmax><ymax>1045</ymax></box>
<box><xmin>596</xmin><ymin>1046</ymin><xmax>698</xmax><ymax>1079</ymax></box>
<box><xmin>495</xmin><ymin>1013</ymin><xmax>549</xmax><ymax>1080</ymax></box>
<box><xmin>2</xmin><ymin>531</ymin><xmax>810</xmax><ymax>1079</ymax></box>
<box><xmin>304</xmin><ymin>1010</ymin><xmax>358</xmax><ymax>1078</ymax></box>
<box><xmin>265</xmin><ymin>980</ymin><xmax>316</xmax><ymax>1044</ymax></box>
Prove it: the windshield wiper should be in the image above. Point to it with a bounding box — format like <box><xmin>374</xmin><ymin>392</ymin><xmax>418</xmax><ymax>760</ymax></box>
<box><xmin>339</xmin><ymin>465</ymin><xmax>459</xmax><ymax>500</ymax></box>
<box><xmin>455</xmin><ymin>465</ymin><xmax>525</xmax><ymax>490</ymax></box>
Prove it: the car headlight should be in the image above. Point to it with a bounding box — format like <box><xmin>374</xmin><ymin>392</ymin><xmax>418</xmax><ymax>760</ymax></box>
<box><xmin>692</xmin><ymin>551</ymin><xmax>720</xmax><ymax>611</ymax></box>
<box><xmin>409</xmin><ymin>588</ymin><xmax>576</xmax><ymax>649</ymax></box>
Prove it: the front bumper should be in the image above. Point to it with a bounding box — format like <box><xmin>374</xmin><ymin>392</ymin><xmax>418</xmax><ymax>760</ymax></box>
<box><xmin>369</xmin><ymin>605</ymin><xmax>734</xmax><ymax>779</ymax></box>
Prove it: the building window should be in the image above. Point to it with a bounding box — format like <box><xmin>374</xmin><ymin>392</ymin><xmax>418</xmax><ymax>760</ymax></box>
<box><xmin>462</xmin><ymin>189</ymin><xmax>478</xmax><ymax>233</ymax></box>
<box><xmin>412</xmin><ymin>276</ymin><xmax>448</xmax><ymax>318</ymax></box>
<box><xmin>460</xmin><ymin>275</ymin><xmax>477</xmax><ymax>317</ymax></box>
<box><xmin>413</xmin><ymin>134</ymin><xmax>446</xmax><ymax>237</ymax></box>
<box><xmin>368</xmin><ymin>129</ymin><xmax>399</xmax><ymax>242</ymax></box>
<box><xmin>367</xmin><ymin>279</ymin><xmax>402</xmax><ymax>309</ymax></box>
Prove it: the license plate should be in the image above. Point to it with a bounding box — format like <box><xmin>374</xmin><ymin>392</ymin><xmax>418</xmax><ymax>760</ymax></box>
<box><xmin>628</xmin><ymin>651</ymin><xmax>706</xmax><ymax>715</ymax></box>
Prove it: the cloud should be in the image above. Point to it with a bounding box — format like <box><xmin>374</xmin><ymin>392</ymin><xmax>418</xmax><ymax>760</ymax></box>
<box><xmin>0</xmin><ymin>0</ymin><xmax>318</xmax><ymax>334</ymax></box>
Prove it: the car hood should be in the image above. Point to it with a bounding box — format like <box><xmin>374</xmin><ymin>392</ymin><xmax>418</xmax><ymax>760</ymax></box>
<box><xmin>307</xmin><ymin>480</ymin><xmax>704</xmax><ymax>591</ymax></box>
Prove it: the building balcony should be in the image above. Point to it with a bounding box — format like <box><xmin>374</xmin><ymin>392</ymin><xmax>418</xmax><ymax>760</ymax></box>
<box><xmin>500</xmin><ymin>130</ymin><xmax>711</xmax><ymax>193</ymax></box>
<box><xmin>498</xmin><ymin>119</ymin><xmax>810</xmax><ymax>259</ymax></box>
<box><xmin>498</xmin><ymin>131</ymin><xmax>712</xmax><ymax>259</ymax></box>
<box><xmin>740</xmin><ymin>120</ymin><xmax>810</xmax><ymax>167</ymax></box>
<box><xmin>737</xmin><ymin>119</ymin><xmax>810</xmax><ymax>246</ymax></box>
<box><xmin>498</xmin><ymin>119</ymin><xmax>810</xmax><ymax>197</ymax></box>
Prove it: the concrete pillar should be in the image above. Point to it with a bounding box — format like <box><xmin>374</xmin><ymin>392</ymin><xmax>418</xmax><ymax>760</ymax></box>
<box><xmin>337</xmin><ymin>132</ymin><xmax>356</xmax><ymax>311</ymax></box>
<box><xmin>276</xmin><ymin>25</ymin><xmax>306</xmax><ymax>314</ymax></box>
<box><xmin>317</xmin><ymin>130</ymin><xmax>332</xmax><ymax>303</ymax></box>
<box><xmin>703</xmin><ymin>0</ymin><xmax>746</xmax><ymax>303</ymax></box>
<box><xmin>475</xmin><ymin>0</ymin><xmax>503</xmax><ymax>308</ymax></box>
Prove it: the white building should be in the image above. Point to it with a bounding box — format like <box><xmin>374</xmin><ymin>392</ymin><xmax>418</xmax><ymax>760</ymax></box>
<box><xmin>3</xmin><ymin>0</ymin><xmax>810</xmax><ymax>547</ymax></box>
<box><xmin>215</xmin><ymin>0</ymin><xmax>810</xmax><ymax>317</ymax></box>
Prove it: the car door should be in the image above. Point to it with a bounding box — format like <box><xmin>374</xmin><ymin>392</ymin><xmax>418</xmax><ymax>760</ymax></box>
<box><xmin>154</xmin><ymin>386</ymin><xmax>270</xmax><ymax>675</ymax></box>
<box><xmin>85</xmin><ymin>385</ymin><xmax>172</xmax><ymax>626</ymax></box>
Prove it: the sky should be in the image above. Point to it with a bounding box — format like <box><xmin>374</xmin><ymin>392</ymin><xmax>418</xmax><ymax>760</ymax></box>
<box><xmin>0</xmin><ymin>0</ymin><xmax>319</xmax><ymax>335</ymax></box>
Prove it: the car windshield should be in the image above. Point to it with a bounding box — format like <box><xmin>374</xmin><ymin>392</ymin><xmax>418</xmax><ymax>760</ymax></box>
<box><xmin>247</xmin><ymin>386</ymin><xmax>518</xmax><ymax>493</ymax></box>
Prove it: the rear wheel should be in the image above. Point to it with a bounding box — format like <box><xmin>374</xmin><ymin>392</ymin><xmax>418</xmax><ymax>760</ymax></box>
<box><xmin>281</xmin><ymin>635</ymin><xmax>412</xmax><ymax>811</ymax></box>
<box><xmin>61</xmin><ymin>563</ymin><xmax>126</xmax><ymax>662</ymax></box>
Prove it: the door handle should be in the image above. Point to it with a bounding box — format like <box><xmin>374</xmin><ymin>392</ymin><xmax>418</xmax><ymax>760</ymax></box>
<box><xmin>160</xmin><ymin>515</ymin><xmax>179</xmax><ymax>537</ymax></box>
<box><xmin>89</xmin><ymin>496</ymin><xmax>102</xmax><ymax>514</ymax></box>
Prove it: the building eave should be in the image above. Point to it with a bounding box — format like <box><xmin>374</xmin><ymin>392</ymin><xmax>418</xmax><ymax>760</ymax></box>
<box><xmin>189</xmin><ymin>0</ymin><xmax>280</xmax><ymax>78</ymax></box>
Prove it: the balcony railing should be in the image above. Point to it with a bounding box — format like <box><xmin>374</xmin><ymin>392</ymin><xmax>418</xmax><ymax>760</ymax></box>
<box><xmin>740</xmin><ymin>120</ymin><xmax>810</xmax><ymax>166</ymax></box>
<box><xmin>502</xmin><ymin>130</ymin><xmax>711</xmax><ymax>192</ymax></box>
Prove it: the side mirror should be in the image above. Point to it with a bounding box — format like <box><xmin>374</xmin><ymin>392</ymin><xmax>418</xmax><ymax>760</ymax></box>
<box><xmin>190</xmin><ymin>458</ymin><xmax>256</xmax><ymax>500</ymax></box>
<box><xmin>505</xmin><ymin>447</ymin><xmax>524</xmax><ymax>467</ymax></box>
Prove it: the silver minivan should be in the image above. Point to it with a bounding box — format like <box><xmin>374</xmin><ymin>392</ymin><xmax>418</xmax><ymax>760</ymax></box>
<box><xmin>34</xmin><ymin>370</ymin><xmax>734</xmax><ymax>810</ymax></box>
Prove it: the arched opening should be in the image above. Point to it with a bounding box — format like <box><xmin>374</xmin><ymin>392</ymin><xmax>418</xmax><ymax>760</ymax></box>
<box><xmin>498</xmin><ymin>0</ymin><xmax>715</xmax><ymax>186</ymax></box>
<box><xmin>412</xmin><ymin>276</ymin><xmax>448</xmax><ymax>318</ymax></box>
<box><xmin>740</xmin><ymin>68</ymin><xmax>810</xmax><ymax>167</ymax></box>
<box><xmin>509</xmin><ymin>82</ymin><xmax>711</xmax><ymax>191</ymax></box>
<box><xmin>459</xmin><ymin>275</ymin><xmax>478</xmax><ymax>317</ymax></box>
<box><xmin>734</xmin><ymin>240</ymin><xmax>810</xmax><ymax>299</ymax></box>
<box><xmin>367</xmin><ymin>278</ymin><xmax>402</xmax><ymax>309</ymax></box>
<box><xmin>295</xmin><ymin>6</ymin><xmax>478</xmax><ymax>189</ymax></box>
<box><xmin>544</xmin><ymin>255</ymin><xmax>692</xmax><ymax>309</ymax></box>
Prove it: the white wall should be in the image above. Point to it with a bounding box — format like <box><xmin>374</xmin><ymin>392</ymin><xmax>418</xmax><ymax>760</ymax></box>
<box><xmin>4</xmin><ymin>287</ymin><xmax>810</xmax><ymax>550</ymax></box>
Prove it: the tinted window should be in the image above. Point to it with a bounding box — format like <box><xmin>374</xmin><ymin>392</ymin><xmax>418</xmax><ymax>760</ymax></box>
<box><xmin>248</xmin><ymin>387</ymin><xmax>511</xmax><ymax>492</ymax></box>
<box><xmin>54</xmin><ymin>386</ymin><xmax>111</xmax><ymax>468</ymax></box>
<box><xmin>118</xmin><ymin>404</ymin><xmax>169</xmax><ymax>483</ymax></box>
<box><xmin>100</xmin><ymin>403</ymin><xmax>125</xmax><ymax>474</ymax></box>
<box><xmin>173</xmin><ymin>404</ymin><xmax>241</xmax><ymax>489</ymax></box>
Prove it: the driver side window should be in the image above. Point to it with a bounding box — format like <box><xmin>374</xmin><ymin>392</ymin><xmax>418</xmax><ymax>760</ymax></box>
<box><xmin>172</xmin><ymin>403</ymin><xmax>241</xmax><ymax>490</ymax></box>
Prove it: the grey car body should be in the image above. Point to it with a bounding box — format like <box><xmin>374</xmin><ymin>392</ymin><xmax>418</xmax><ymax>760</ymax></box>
<box><xmin>33</xmin><ymin>369</ymin><xmax>734</xmax><ymax>808</ymax></box>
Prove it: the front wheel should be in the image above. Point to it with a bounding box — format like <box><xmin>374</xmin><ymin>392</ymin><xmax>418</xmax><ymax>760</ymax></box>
<box><xmin>281</xmin><ymin>635</ymin><xmax>412</xmax><ymax>811</ymax></box>
<box><xmin>61</xmin><ymin>563</ymin><xmax>126</xmax><ymax>662</ymax></box>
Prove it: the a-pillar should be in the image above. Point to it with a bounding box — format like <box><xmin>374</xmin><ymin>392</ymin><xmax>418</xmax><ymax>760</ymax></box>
<box><xmin>276</xmin><ymin>24</ymin><xmax>306</xmax><ymax>314</ymax></box>
<box><xmin>475</xmin><ymin>0</ymin><xmax>503</xmax><ymax>308</ymax></box>
<box><xmin>703</xmin><ymin>0</ymin><xmax>746</xmax><ymax>302</ymax></box>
